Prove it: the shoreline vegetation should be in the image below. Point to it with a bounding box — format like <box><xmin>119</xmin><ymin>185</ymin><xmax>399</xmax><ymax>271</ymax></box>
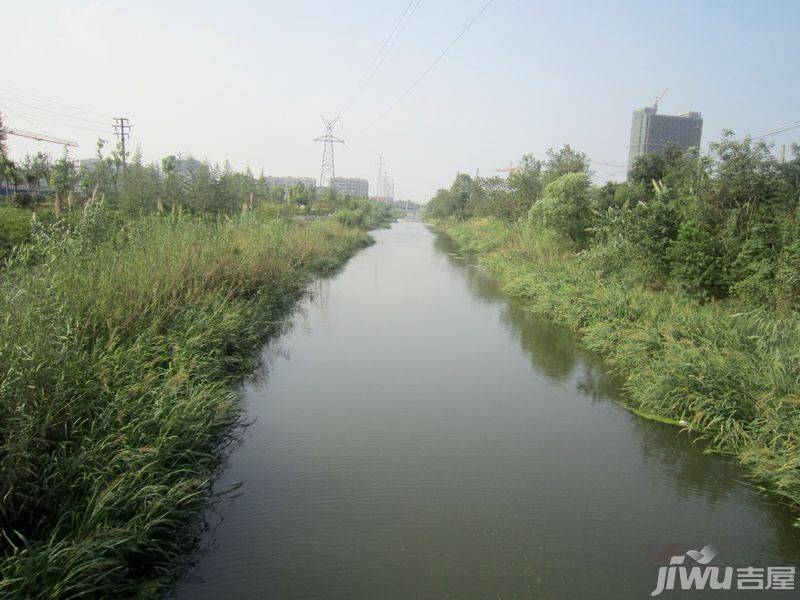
<box><xmin>425</xmin><ymin>135</ymin><xmax>800</xmax><ymax>525</ymax></box>
<box><xmin>0</xmin><ymin>146</ymin><xmax>396</xmax><ymax>597</ymax></box>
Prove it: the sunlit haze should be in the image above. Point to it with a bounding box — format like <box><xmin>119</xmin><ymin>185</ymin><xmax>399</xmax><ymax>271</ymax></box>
<box><xmin>3</xmin><ymin>0</ymin><xmax>799</xmax><ymax>201</ymax></box>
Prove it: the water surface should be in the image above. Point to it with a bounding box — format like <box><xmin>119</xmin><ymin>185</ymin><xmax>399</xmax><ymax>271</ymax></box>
<box><xmin>177</xmin><ymin>221</ymin><xmax>800</xmax><ymax>598</ymax></box>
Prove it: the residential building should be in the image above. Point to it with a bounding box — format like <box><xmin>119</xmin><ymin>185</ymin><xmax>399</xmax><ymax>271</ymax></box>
<box><xmin>263</xmin><ymin>176</ymin><xmax>316</xmax><ymax>191</ymax></box>
<box><xmin>331</xmin><ymin>177</ymin><xmax>369</xmax><ymax>198</ymax></box>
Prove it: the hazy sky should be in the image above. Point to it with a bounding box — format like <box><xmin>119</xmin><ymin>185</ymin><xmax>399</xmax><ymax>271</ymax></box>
<box><xmin>3</xmin><ymin>0</ymin><xmax>799</xmax><ymax>201</ymax></box>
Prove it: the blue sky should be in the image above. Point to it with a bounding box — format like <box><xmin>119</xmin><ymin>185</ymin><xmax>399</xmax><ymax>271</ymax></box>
<box><xmin>3</xmin><ymin>0</ymin><xmax>799</xmax><ymax>201</ymax></box>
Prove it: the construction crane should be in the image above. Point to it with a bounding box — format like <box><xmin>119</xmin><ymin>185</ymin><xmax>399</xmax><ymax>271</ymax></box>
<box><xmin>2</xmin><ymin>126</ymin><xmax>78</xmax><ymax>147</ymax></box>
<box><xmin>653</xmin><ymin>88</ymin><xmax>668</xmax><ymax>111</ymax></box>
<box><xmin>497</xmin><ymin>162</ymin><xmax>516</xmax><ymax>175</ymax></box>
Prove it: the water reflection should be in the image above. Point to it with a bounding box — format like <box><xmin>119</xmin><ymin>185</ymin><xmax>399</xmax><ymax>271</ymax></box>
<box><xmin>433</xmin><ymin>224</ymin><xmax>800</xmax><ymax>567</ymax></box>
<box><xmin>178</xmin><ymin>221</ymin><xmax>800</xmax><ymax>600</ymax></box>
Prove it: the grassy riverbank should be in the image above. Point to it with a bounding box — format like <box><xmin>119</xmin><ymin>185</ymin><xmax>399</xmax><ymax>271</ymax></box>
<box><xmin>0</xmin><ymin>204</ymin><xmax>379</xmax><ymax>597</ymax></box>
<box><xmin>433</xmin><ymin>217</ymin><xmax>800</xmax><ymax>521</ymax></box>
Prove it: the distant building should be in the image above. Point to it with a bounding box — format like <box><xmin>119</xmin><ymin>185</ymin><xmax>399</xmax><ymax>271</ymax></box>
<box><xmin>331</xmin><ymin>177</ymin><xmax>369</xmax><ymax>198</ymax></box>
<box><xmin>627</xmin><ymin>107</ymin><xmax>703</xmax><ymax>171</ymax></box>
<box><xmin>173</xmin><ymin>156</ymin><xmax>203</xmax><ymax>176</ymax></box>
<box><xmin>263</xmin><ymin>176</ymin><xmax>316</xmax><ymax>191</ymax></box>
<box><xmin>78</xmin><ymin>158</ymin><xmax>101</xmax><ymax>172</ymax></box>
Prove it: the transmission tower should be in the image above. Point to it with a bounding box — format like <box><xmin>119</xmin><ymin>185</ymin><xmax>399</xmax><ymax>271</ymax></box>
<box><xmin>314</xmin><ymin>116</ymin><xmax>344</xmax><ymax>188</ymax></box>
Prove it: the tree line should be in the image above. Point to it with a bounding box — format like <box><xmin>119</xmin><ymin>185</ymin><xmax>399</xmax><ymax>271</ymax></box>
<box><xmin>425</xmin><ymin>134</ymin><xmax>800</xmax><ymax>311</ymax></box>
<box><xmin>0</xmin><ymin>137</ymin><xmax>367</xmax><ymax>216</ymax></box>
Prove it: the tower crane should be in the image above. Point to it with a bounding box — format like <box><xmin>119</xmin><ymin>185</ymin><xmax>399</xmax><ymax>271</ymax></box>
<box><xmin>653</xmin><ymin>88</ymin><xmax>669</xmax><ymax>112</ymax></box>
<box><xmin>1</xmin><ymin>126</ymin><xmax>78</xmax><ymax>148</ymax></box>
<box><xmin>496</xmin><ymin>162</ymin><xmax>516</xmax><ymax>175</ymax></box>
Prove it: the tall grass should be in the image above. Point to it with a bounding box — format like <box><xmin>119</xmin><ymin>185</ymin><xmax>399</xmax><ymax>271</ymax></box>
<box><xmin>434</xmin><ymin>217</ymin><xmax>800</xmax><ymax>521</ymax></box>
<box><xmin>0</xmin><ymin>206</ymin><xmax>372</xmax><ymax>598</ymax></box>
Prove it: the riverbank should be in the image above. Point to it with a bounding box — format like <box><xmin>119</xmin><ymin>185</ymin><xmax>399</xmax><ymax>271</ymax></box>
<box><xmin>0</xmin><ymin>206</ymin><xmax>379</xmax><ymax>598</ymax></box>
<box><xmin>431</xmin><ymin>217</ymin><xmax>800</xmax><ymax>522</ymax></box>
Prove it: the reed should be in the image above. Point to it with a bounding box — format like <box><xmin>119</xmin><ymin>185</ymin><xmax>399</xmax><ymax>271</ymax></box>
<box><xmin>0</xmin><ymin>207</ymin><xmax>372</xmax><ymax>598</ymax></box>
<box><xmin>434</xmin><ymin>217</ymin><xmax>800</xmax><ymax>522</ymax></box>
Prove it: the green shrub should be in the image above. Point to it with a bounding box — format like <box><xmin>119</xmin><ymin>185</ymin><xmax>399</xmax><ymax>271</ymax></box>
<box><xmin>437</xmin><ymin>216</ymin><xmax>800</xmax><ymax>525</ymax></box>
<box><xmin>527</xmin><ymin>173</ymin><xmax>592</xmax><ymax>246</ymax></box>
<box><xmin>334</xmin><ymin>208</ymin><xmax>366</xmax><ymax>228</ymax></box>
<box><xmin>667</xmin><ymin>221</ymin><xmax>727</xmax><ymax>298</ymax></box>
<box><xmin>0</xmin><ymin>206</ymin><xmax>33</xmax><ymax>261</ymax></box>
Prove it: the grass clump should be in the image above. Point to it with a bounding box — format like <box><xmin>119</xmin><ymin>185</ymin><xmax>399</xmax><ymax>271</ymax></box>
<box><xmin>0</xmin><ymin>206</ymin><xmax>33</xmax><ymax>262</ymax></box>
<box><xmin>0</xmin><ymin>203</ymin><xmax>373</xmax><ymax>598</ymax></box>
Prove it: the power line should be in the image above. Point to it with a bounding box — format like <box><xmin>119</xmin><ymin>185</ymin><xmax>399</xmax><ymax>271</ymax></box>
<box><xmin>0</xmin><ymin>105</ymin><xmax>113</xmax><ymax>136</ymax></box>
<box><xmin>341</xmin><ymin>0</ymin><xmax>423</xmax><ymax>113</ymax></box>
<box><xmin>0</xmin><ymin>105</ymin><xmax>48</xmax><ymax>135</ymax></box>
<box><xmin>590</xmin><ymin>160</ymin><xmax>627</xmax><ymax>169</ymax></box>
<box><xmin>0</xmin><ymin>95</ymin><xmax>112</xmax><ymax>127</ymax></box>
<box><xmin>751</xmin><ymin>120</ymin><xmax>800</xmax><ymax>140</ymax></box>
<box><xmin>364</xmin><ymin>0</ymin><xmax>496</xmax><ymax>131</ymax></box>
<box><xmin>0</xmin><ymin>83</ymin><xmax>113</xmax><ymax>119</ymax></box>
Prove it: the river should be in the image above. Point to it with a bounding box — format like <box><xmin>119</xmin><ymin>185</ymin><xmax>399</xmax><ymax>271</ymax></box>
<box><xmin>177</xmin><ymin>220</ymin><xmax>800</xmax><ymax>599</ymax></box>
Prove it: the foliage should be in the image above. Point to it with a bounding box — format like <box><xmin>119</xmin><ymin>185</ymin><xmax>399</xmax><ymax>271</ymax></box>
<box><xmin>435</xmin><ymin>216</ymin><xmax>800</xmax><ymax>527</ymax></box>
<box><xmin>0</xmin><ymin>206</ymin><xmax>32</xmax><ymax>260</ymax></box>
<box><xmin>48</xmin><ymin>150</ymin><xmax>78</xmax><ymax>202</ymax></box>
<box><xmin>541</xmin><ymin>144</ymin><xmax>592</xmax><ymax>187</ymax></box>
<box><xmin>427</xmin><ymin>131</ymin><xmax>800</xmax><ymax>524</ymax></box>
<box><xmin>425</xmin><ymin>133</ymin><xmax>800</xmax><ymax>310</ymax></box>
<box><xmin>333</xmin><ymin>201</ymin><xmax>395</xmax><ymax>229</ymax></box>
<box><xmin>667</xmin><ymin>220</ymin><xmax>726</xmax><ymax>298</ymax></box>
<box><xmin>528</xmin><ymin>172</ymin><xmax>592</xmax><ymax>245</ymax></box>
<box><xmin>0</xmin><ymin>135</ymin><xmax>393</xmax><ymax>595</ymax></box>
<box><xmin>0</xmin><ymin>206</ymin><xmax>375</xmax><ymax>597</ymax></box>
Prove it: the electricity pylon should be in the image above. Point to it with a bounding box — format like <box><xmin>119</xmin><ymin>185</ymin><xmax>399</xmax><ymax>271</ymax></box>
<box><xmin>314</xmin><ymin>116</ymin><xmax>344</xmax><ymax>188</ymax></box>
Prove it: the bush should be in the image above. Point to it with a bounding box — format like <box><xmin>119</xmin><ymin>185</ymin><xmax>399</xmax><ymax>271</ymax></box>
<box><xmin>334</xmin><ymin>208</ymin><xmax>366</xmax><ymax>228</ymax></box>
<box><xmin>527</xmin><ymin>173</ymin><xmax>592</xmax><ymax>246</ymax></box>
<box><xmin>667</xmin><ymin>221</ymin><xmax>727</xmax><ymax>298</ymax></box>
<box><xmin>9</xmin><ymin>192</ymin><xmax>35</xmax><ymax>209</ymax></box>
<box><xmin>0</xmin><ymin>206</ymin><xmax>33</xmax><ymax>260</ymax></box>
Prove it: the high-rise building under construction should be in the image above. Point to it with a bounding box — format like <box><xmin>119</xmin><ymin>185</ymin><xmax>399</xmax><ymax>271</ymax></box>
<box><xmin>627</xmin><ymin>107</ymin><xmax>703</xmax><ymax>171</ymax></box>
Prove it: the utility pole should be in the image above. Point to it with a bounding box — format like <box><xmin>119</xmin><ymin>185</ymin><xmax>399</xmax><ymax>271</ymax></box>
<box><xmin>314</xmin><ymin>116</ymin><xmax>343</xmax><ymax>188</ymax></box>
<box><xmin>113</xmin><ymin>117</ymin><xmax>131</xmax><ymax>174</ymax></box>
<box><xmin>376</xmin><ymin>154</ymin><xmax>386</xmax><ymax>200</ymax></box>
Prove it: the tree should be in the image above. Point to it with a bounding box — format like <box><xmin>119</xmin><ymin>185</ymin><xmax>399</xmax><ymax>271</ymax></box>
<box><xmin>668</xmin><ymin>220</ymin><xmax>726</xmax><ymax>298</ymax></box>
<box><xmin>49</xmin><ymin>150</ymin><xmax>78</xmax><ymax>205</ymax></box>
<box><xmin>22</xmin><ymin>152</ymin><xmax>51</xmax><ymax>201</ymax></box>
<box><xmin>161</xmin><ymin>155</ymin><xmax>185</xmax><ymax>210</ymax></box>
<box><xmin>423</xmin><ymin>188</ymin><xmax>455</xmax><ymax>219</ymax></box>
<box><xmin>528</xmin><ymin>172</ymin><xmax>593</xmax><ymax>246</ymax></box>
<box><xmin>542</xmin><ymin>144</ymin><xmax>592</xmax><ymax>186</ymax></box>
<box><xmin>708</xmin><ymin>131</ymin><xmax>783</xmax><ymax>212</ymax></box>
<box><xmin>628</xmin><ymin>144</ymin><xmax>684</xmax><ymax>193</ymax></box>
<box><xmin>288</xmin><ymin>182</ymin><xmax>313</xmax><ymax>208</ymax></box>
<box><xmin>0</xmin><ymin>154</ymin><xmax>20</xmax><ymax>196</ymax></box>
<box><xmin>447</xmin><ymin>173</ymin><xmax>472</xmax><ymax>217</ymax></box>
<box><xmin>507</xmin><ymin>154</ymin><xmax>543</xmax><ymax>218</ymax></box>
<box><xmin>118</xmin><ymin>148</ymin><xmax>159</xmax><ymax>214</ymax></box>
<box><xmin>0</xmin><ymin>112</ymin><xmax>7</xmax><ymax>161</ymax></box>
